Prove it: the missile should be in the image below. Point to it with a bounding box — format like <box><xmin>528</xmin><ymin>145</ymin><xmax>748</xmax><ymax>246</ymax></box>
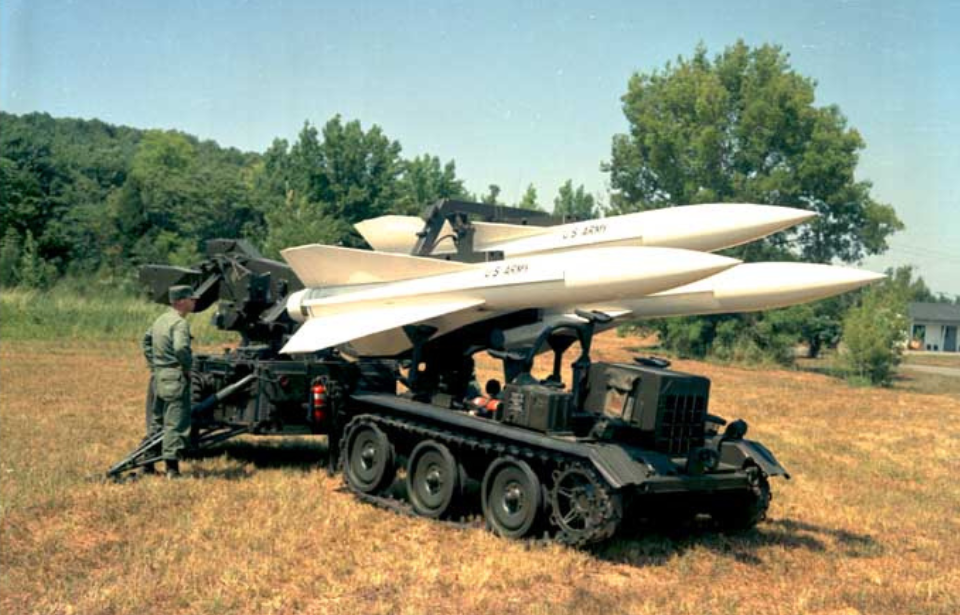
<box><xmin>498</xmin><ymin>263</ymin><xmax>886</xmax><ymax>347</ymax></box>
<box><xmin>608</xmin><ymin>263</ymin><xmax>886</xmax><ymax>318</ymax></box>
<box><xmin>278</xmin><ymin>245</ymin><xmax>741</xmax><ymax>354</ymax></box>
<box><xmin>355</xmin><ymin>203</ymin><xmax>816</xmax><ymax>258</ymax></box>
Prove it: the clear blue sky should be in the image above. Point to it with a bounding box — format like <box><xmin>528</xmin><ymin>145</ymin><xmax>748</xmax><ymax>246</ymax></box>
<box><xmin>2</xmin><ymin>0</ymin><xmax>958</xmax><ymax>295</ymax></box>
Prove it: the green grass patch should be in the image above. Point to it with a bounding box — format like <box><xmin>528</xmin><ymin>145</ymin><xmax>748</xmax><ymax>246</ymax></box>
<box><xmin>0</xmin><ymin>286</ymin><xmax>234</xmax><ymax>345</ymax></box>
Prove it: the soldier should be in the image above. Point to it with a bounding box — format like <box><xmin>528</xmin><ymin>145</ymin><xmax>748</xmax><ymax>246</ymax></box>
<box><xmin>141</xmin><ymin>284</ymin><xmax>198</xmax><ymax>477</ymax></box>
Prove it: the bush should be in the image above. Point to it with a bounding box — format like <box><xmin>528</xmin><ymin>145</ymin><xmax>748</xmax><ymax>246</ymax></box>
<box><xmin>657</xmin><ymin>316</ymin><xmax>713</xmax><ymax>359</ymax></box>
<box><xmin>0</xmin><ymin>228</ymin><xmax>20</xmax><ymax>286</ymax></box>
<box><xmin>649</xmin><ymin>311</ymin><xmax>801</xmax><ymax>367</ymax></box>
<box><xmin>840</xmin><ymin>288</ymin><xmax>908</xmax><ymax>386</ymax></box>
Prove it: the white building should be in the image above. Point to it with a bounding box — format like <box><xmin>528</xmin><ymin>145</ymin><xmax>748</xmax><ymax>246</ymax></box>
<box><xmin>909</xmin><ymin>302</ymin><xmax>960</xmax><ymax>352</ymax></box>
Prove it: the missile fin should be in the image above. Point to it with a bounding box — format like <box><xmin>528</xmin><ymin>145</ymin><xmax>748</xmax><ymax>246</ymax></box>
<box><xmin>281</xmin><ymin>244</ymin><xmax>473</xmax><ymax>287</ymax></box>
<box><xmin>355</xmin><ymin>215</ymin><xmax>551</xmax><ymax>255</ymax></box>
<box><xmin>280</xmin><ymin>297</ymin><xmax>486</xmax><ymax>354</ymax></box>
<box><xmin>354</xmin><ymin>215</ymin><xmax>426</xmax><ymax>253</ymax></box>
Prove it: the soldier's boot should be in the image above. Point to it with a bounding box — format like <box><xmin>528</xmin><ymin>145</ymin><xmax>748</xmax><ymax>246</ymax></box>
<box><xmin>165</xmin><ymin>459</ymin><xmax>181</xmax><ymax>478</ymax></box>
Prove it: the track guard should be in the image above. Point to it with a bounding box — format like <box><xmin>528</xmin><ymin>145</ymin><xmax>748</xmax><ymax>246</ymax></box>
<box><xmin>719</xmin><ymin>439</ymin><xmax>790</xmax><ymax>479</ymax></box>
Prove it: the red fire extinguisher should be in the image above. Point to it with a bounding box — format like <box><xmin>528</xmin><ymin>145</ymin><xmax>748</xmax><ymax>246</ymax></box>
<box><xmin>311</xmin><ymin>381</ymin><xmax>327</xmax><ymax>425</ymax></box>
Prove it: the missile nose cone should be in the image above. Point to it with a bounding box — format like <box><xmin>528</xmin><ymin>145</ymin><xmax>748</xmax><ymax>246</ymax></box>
<box><xmin>648</xmin><ymin>249</ymin><xmax>742</xmax><ymax>280</ymax></box>
<box><xmin>729</xmin><ymin>203</ymin><xmax>817</xmax><ymax>224</ymax></box>
<box><xmin>704</xmin><ymin>262</ymin><xmax>887</xmax><ymax>305</ymax></box>
<box><xmin>638</xmin><ymin>203</ymin><xmax>817</xmax><ymax>252</ymax></box>
<box><xmin>566</xmin><ymin>247</ymin><xmax>740</xmax><ymax>299</ymax></box>
<box><xmin>620</xmin><ymin>247</ymin><xmax>741</xmax><ymax>275</ymax></box>
<box><xmin>773</xmin><ymin>205</ymin><xmax>818</xmax><ymax>224</ymax></box>
<box><xmin>817</xmin><ymin>267</ymin><xmax>885</xmax><ymax>291</ymax></box>
<box><xmin>647</xmin><ymin>248</ymin><xmax>742</xmax><ymax>292</ymax></box>
<box><xmin>691</xmin><ymin>251</ymin><xmax>743</xmax><ymax>272</ymax></box>
<box><xmin>711</xmin><ymin>203</ymin><xmax>818</xmax><ymax>237</ymax></box>
<box><xmin>780</xmin><ymin>263</ymin><xmax>885</xmax><ymax>292</ymax></box>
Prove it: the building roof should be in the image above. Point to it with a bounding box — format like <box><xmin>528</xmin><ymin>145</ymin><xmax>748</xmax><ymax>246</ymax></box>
<box><xmin>909</xmin><ymin>302</ymin><xmax>960</xmax><ymax>322</ymax></box>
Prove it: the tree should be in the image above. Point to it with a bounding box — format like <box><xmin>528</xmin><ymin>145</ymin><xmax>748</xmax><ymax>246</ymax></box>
<box><xmin>517</xmin><ymin>184</ymin><xmax>542</xmax><ymax>211</ymax></box>
<box><xmin>312</xmin><ymin>116</ymin><xmax>404</xmax><ymax>223</ymax></box>
<box><xmin>255</xmin><ymin>116</ymin><xmax>404</xmax><ymax>247</ymax></box>
<box><xmin>553</xmin><ymin>180</ymin><xmax>597</xmax><ymax>219</ymax></box>
<box><xmin>0</xmin><ymin>228</ymin><xmax>21</xmax><ymax>286</ymax></box>
<box><xmin>396</xmin><ymin>155</ymin><xmax>468</xmax><ymax>215</ymax></box>
<box><xmin>606</xmin><ymin>41</ymin><xmax>903</xmax><ymax>362</ymax></box>
<box><xmin>0</xmin><ymin>112</ymin><xmax>259</xmax><ymax>278</ymax></box>
<box><xmin>607</xmin><ymin>41</ymin><xmax>902</xmax><ymax>263</ymax></box>
<box><xmin>16</xmin><ymin>230</ymin><xmax>56</xmax><ymax>288</ymax></box>
<box><xmin>884</xmin><ymin>265</ymin><xmax>936</xmax><ymax>303</ymax></box>
<box><xmin>262</xmin><ymin>190</ymin><xmax>352</xmax><ymax>259</ymax></box>
<box><xmin>480</xmin><ymin>184</ymin><xmax>502</xmax><ymax>206</ymax></box>
<box><xmin>109</xmin><ymin>130</ymin><xmax>200</xmax><ymax>265</ymax></box>
<box><xmin>840</xmin><ymin>284</ymin><xmax>908</xmax><ymax>386</ymax></box>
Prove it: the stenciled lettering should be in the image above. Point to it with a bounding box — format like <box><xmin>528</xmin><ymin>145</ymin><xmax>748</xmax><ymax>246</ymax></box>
<box><xmin>485</xmin><ymin>263</ymin><xmax>529</xmax><ymax>278</ymax></box>
<box><xmin>563</xmin><ymin>223</ymin><xmax>607</xmax><ymax>241</ymax></box>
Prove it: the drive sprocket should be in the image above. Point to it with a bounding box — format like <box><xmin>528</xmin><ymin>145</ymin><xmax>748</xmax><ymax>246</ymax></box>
<box><xmin>548</xmin><ymin>463</ymin><xmax>622</xmax><ymax>546</ymax></box>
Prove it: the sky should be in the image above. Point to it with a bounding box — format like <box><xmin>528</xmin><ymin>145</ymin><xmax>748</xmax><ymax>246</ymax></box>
<box><xmin>2</xmin><ymin>0</ymin><xmax>958</xmax><ymax>295</ymax></box>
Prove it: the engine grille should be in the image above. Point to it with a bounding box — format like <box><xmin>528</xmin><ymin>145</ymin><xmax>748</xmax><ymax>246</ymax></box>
<box><xmin>655</xmin><ymin>391</ymin><xmax>707</xmax><ymax>455</ymax></box>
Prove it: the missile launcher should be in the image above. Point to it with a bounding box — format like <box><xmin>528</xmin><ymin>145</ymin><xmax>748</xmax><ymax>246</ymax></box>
<box><xmin>120</xmin><ymin>199</ymin><xmax>882</xmax><ymax>545</ymax></box>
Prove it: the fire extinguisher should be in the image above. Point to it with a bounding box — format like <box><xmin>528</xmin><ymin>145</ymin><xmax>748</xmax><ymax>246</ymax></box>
<box><xmin>310</xmin><ymin>380</ymin><xmax>327</xmax><ymax>427</ymax></box>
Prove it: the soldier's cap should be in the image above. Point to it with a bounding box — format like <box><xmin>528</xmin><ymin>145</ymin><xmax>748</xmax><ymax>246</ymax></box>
<box><xmin>168</xmin><ymin>285</ymin><xmax>199</xmax><ymax>303</ymax></box>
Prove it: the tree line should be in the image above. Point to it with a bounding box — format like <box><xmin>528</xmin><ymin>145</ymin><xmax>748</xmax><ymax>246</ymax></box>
<box><xmin>2</xmin><ymin>41</ymin><xmax>954</xmax><ymax>382</ymax></box>
<box><xmin>0</xmin><ymin>111</ymin><xmax>598</xmax><ymax>288</ymax></box>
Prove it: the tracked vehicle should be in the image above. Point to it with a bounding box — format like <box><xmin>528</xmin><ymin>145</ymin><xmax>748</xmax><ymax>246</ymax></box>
<box><xmin>111</xmin><ymin>200</ymin><xmax>789</xmax><ymax>544</ymax></box>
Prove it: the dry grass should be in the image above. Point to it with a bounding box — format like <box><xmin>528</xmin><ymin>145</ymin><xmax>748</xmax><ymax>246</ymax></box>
<box><xmin>903</xmin><ymin>352</ymin><xmax>960</xmax><ymax>368</ymax></box>
<box><xmin>2</xmin><ymin>334</ymin><xmax>959</xmax><ymax>615</ymax></box>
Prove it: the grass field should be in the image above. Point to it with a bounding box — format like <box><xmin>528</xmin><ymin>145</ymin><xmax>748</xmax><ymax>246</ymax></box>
<box><xmin>2</xmin><ymin>334</ymin><xmax>959</xmax><ymax>615</ymax></box>
<box><xmin>0</xmin><ymin>287</ymin><xmax>234</xmax><ymax>345</ymax></box>
<box><xmin>903</xmin><ymin>352</ymin><xmax>960</xmax><ymax>369</ymax></box>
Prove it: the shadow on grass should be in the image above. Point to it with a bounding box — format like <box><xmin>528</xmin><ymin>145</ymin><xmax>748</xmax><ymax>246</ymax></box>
<box><xmin>187</xmin><ymin>439</ymin><xmax>330</xmax><ymax>474</ymax></box>
<box><xmin>178</xmin><ymin>439</ymin><xmax>881</xmax><ymax>566</ymax></box>
<box><xmin>593</xmin><ymin>516</ymin><xmax>881</xmax><ymax>567</ymax></box>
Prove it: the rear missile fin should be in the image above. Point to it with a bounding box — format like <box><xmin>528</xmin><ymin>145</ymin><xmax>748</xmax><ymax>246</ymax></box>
<box><xmin>354</xmin><ymin>215</ymin><xmax>427</xmax><ymax>253</ymax></box>
<box><xmin>281</xmin><ymin>244</ymin><xmax>473</xmax><ymax>287</ymax></box>
<box><xmin>355</xmin><ymin>215</ymin><xmax>552</xmax><ymax>255</ymax></box>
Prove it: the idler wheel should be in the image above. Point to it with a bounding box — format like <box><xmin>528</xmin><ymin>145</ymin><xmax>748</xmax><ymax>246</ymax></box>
<box><xmin>712</xmin><ymin>465</ymin><xmax>771</xmax><ymax>531</ymax></box>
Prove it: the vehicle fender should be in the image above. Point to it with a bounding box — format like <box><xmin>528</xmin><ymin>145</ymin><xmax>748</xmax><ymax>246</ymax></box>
<box><xmin>719</xmin><ymin>439</ymin><xmax>790</xmax><ymax>479</ymax></box>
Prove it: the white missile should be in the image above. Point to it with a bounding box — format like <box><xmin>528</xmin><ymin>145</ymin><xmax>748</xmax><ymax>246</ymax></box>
<box><xmin>607</xmin><ymin>263</ymin><xmax>885</xmax><ymax>318</ymax></box>
<box><xmin>499</xmin><ymin>263</ymin><xmax>886</xmax><ymax>347</ymax></box>
<box><xmin>355</xmin><ymin>203</ymin><xmax>816</xmax><ymax>258</ymax></box>
<box><xmin>278</xmin><ymin>245</ymin><xmax>741</xmax><ymax>354</ymax></box>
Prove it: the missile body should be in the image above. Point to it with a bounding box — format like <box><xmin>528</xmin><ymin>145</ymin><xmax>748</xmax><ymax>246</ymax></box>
<box><xmin>355</xmin><ymin>203</ymin><xmax>816</xmax><ymax>258</ymax></box>
<box><xmin>280</xmin><ymin>246</ymin><xmax>740</xmax><ymax>354</ymax></box>
<box><xmin>499</xmin><ymin>263</ymin><xmax>886</xmax><ymax>348</ymax></box>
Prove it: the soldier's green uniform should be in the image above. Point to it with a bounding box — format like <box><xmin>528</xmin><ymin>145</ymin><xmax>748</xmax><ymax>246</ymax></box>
<box><xmin>141</xmin><ymin>293</ymin><xmax>194</xmax><ymax>462</ymax></box>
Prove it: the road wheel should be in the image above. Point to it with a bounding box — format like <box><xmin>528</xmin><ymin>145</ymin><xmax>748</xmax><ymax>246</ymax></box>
<box><xmin>406</xmin><ymin>441</ymin><xmax>463</xmax><ymax>519</ymax></box>
<box><xmin>344</xmin><ymin>423</ymin><xmax>396</xmax><ymax>494</ymax></box>
<box><xmin>481</xmin><ymin>457</ymin><xmax>541</xmax><ymax>539</ymax></box>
